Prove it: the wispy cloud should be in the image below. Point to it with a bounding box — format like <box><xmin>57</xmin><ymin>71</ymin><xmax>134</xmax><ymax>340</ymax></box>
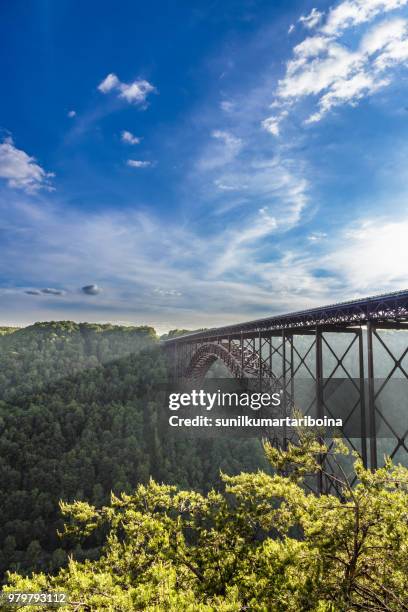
<box><xmin>308</xmin><ymin>231</ymin><xmax>328</xmax><ymax>242</ymax></box>
<box><xmin>154</xmin><ymin>288</ymin><xmax>182</xmax><ymax>297</ymax></box>
<box><xmin>299</xmin><ymin>7</ymin><xmax>323</xmax><ymax>29</ymax></box>
<box><xmin>98</xmin><ymin>73</ymin><xmax>156</xmax><ymax>106</ymax></box>
<box><xmin>210</xmin><ymin>207</ymin><xmax>278</xmax><ymax>276</ymax></box>
<box><xmin>261</xmin><ymin>110</ymin><xmax>288</xmax><ymax>136</ymax></box>
<box><xmin>0</xmin><ymin>137</ymin><xmax>54</xmax><ymax>193</ymax></box>
<box><xmin>220</xmin><ymin>100</ymin><xmax>235</xmax><ymax>112</ymax></box>
<box><xmin>2</xmin><ymin>187</ymin><xmax>408</xmax><ymax>329</ymax></box>
<box><xmin>0</xmin><ymin>193</ymin><xmax>307</xmax><ymax>327</ymax></box>
<box><xmin>197</xmin><ymin>130</ymin><xmax>243</xmax><ymax>171</ymax></box>
<box><xmin>186</xmin><ymin>57</ymin><xmax>311</xmax><ymax>254</ymax></box>
<box><xmin>201</xmin><ymin>151</ymin><xmax>310</xmax><ymax>231</ymax></box>
<box><xmin>127</xmin><ymin>159</ymin><xmax>153</xmax><ymax>168</ymax></box>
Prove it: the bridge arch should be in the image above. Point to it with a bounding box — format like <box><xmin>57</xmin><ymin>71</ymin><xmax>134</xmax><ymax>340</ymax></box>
<box><xmin>184</xmin><ymin>342</ymin><xmax>244</xmax><ymax>383</ymax></box>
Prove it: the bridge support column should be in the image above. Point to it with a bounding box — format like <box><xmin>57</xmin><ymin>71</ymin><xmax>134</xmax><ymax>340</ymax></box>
<box><xmin>315</xmin><ymin>327</ymin><xmax>324</xmax><ymax>494</ymax></box>
<box><xmin>367</xmin><ymin>321</ymin><xmax>377</xmax><ymax>470</ymax></box>
<box><xmin>240</xmin><ymin>331</ymin><xmax>244</xmax><ymax>376</ymax></box>
<box><xmin>173</xmin><ymin>343</ymin><xmax>178</xmax><ymax>379</ymax></box>
<box><xmin>282</xmin><ymin>329</ymin><xmax>287</xmax><ymax>449</ymax></box>
<box><xmin>290</xmin><ymin>335</ymin><xmax>294</xmax><ymax>404</ymax></box>
<box><xmin>358</xmin><ymin>329</ymin><xmax>368</xmax><ymax>468</ymax></box>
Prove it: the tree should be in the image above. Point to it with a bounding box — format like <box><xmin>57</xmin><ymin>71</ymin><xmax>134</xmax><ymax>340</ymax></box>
<box><xmin>4</xmin><ymin>434</ymin><xmax>408</xmax><ymax>611</ymax></box>
<box><xmin>25</xmin><ymin>541</ymin><xmax>43</xmax><ymax>570</ymax></box>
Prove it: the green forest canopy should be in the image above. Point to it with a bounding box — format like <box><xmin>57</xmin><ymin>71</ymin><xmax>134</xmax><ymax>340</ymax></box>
<box><xmin>4</xmin><ymin>436</ymin><xmax>408</xmax><ymax>611</ymax></box>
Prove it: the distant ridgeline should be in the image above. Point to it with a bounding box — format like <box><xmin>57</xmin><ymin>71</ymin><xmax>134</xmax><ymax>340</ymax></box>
<box><xmin>0</xmin><ymin>322</ymin><xmax>267</xmax><ymax>579</ymax></box>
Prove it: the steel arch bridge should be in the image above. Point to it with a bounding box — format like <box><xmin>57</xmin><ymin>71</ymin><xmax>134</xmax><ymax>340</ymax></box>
<box><xmin>183</xmin><ymin>339</ymin><xmax>264</xmax><ymax>382</ymax></box>
<box><xmin>164</xmin><ymin>290</ymin><xmax>408</xmax><ymax>492</ymax></box>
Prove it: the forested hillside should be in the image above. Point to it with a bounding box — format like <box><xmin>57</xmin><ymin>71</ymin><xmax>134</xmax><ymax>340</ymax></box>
<box><xmin>5</xmin><ymin>437</ymin><xmax>408</xmax><ymax>611</ymax></box>
<box><xmin>0</xmin><ymin>323</ymin><xmax>267</xmax><ymax>579</ymax></box>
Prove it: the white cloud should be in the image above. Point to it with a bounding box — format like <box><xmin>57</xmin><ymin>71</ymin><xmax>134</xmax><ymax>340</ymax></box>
<box><xmin>127</xmin><ymin>159</ymin><xmax>152</xmax><ymax>168</ymax></box>
<box><xmin>67</xmin><ymin>110</ymin><xmax>76</xmax><ymax>118</ymax></box>
<box><xmin>261</xmin><ymin>108</ymin><xmax>289</xmax><ymax>137</ymax></box>
<box><xmin>214</xmin><ymin>178</ymin><xmax>248</xmax><ymax>191</ymax></box>
<box><xmin>280</xmin><ymin>42</ymin><xmax>360</xmax><ymax>99</ymax></box>
<box><xmin>262</xmin><ymin>115</ymin><xmax>281</xmax><ymax>136</ymax></box>
<box><xmin>154</xmin><ymin>288</ymin><xmax>182</xmax><ymax>297</ymax></box>
<box><xmin>211</xmin><ymin>129</ymin><xmax>242</xmax><ymax>152</ymax></box>
<box><xmin>306</xmin><ymin>71</ymin><xmax>389</xmax><ymax>123</ymax></box>
<box><xmin>98</xmin><ymin>73</ymin><xmax>156</xmax><ymax>106</ymax></box>
<box><xmin>189</xmin><ymin>79</ymin><xmax>311</xmax><ymax>230</ymax></box>
<box><xmin>288</xmin><ymin>24</ymin><xmax>295</xmax><ymax>34</ymax></box>
<box><xmin>323</xmin><ymin>0</ymin><xmax>408</xmax><ymax>37</ymax></box>
<box><xmin>121</xmin><ymin>130</ymin><xmax>141</xmax><ymax>145</ymax></box>
<box><xmin>98</xmin><ymin>73</ymin><xmax>120</xmax><ymax>93</ymax></box>
<box><xmin>288</xmin><ymin>36</ymin><xmax>331</xmax><ymax>69</ymax></box>
<box><xmin>211</xmin><ymin>157</ymin><xmax>309</xmax><ymax>230</ymax></box>
<box><xmin>370</xmin><ymin>18</ymin><xmax>408</xmax><ymax>68</ymax></box>
<box><xmin>275</xmin><ymin>10</ymin><xmax>408</xmax><ymax>125</ymax></box>
<box><xmin>119</xmin><ymin>80</ymin><xmax>155</xmax><ymax>104</ymax></box>
<box><xmin>361</xmin><ymin>17</ymin><xmax>407</xmax><ymax>53</ymax></box>
<box><xmin>198</xmin><ymin>130</ymin><xmax>243</xmax><ymax>170</ymax></box>
<box><xmin>209</xmin><ymin>207</ymin><xmax>279</xmax><ymax>276</ymax></box>
<box><xmin>220</xmin><ymin>100</ymin><xmax>234</xmax><ymax>112</ymax></box>
<box><xmin>0</xmin><ymin>137</ymin><xmax>54</xmax><ymax>193</ymax></box>
<box><xmin>299</xmin><ymin>8</ymin><xmax>324</xmax><ymax>29</ymax></box>
<box><xmin>238</xmin><ymin>207</ymin><xmax>278</xmax><ymax>244</ymax></box>
<box><xmin>308</xmin><ymin>231</ymin><xmax>328</xmax><ymax>242</ymax></box>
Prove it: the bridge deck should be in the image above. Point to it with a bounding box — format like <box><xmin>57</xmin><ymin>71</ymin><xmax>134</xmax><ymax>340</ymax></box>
<box><xmin>164</xmin><ymin>289</ymin><xmax>408</xmax><ymax>343</ymax></box>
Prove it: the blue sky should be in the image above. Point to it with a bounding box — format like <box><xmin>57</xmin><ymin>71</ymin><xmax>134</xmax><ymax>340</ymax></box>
<box><xmin>1</xmin><ymin>0</ymin><xmax>408</xmax><ymax>332</ymax></box>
